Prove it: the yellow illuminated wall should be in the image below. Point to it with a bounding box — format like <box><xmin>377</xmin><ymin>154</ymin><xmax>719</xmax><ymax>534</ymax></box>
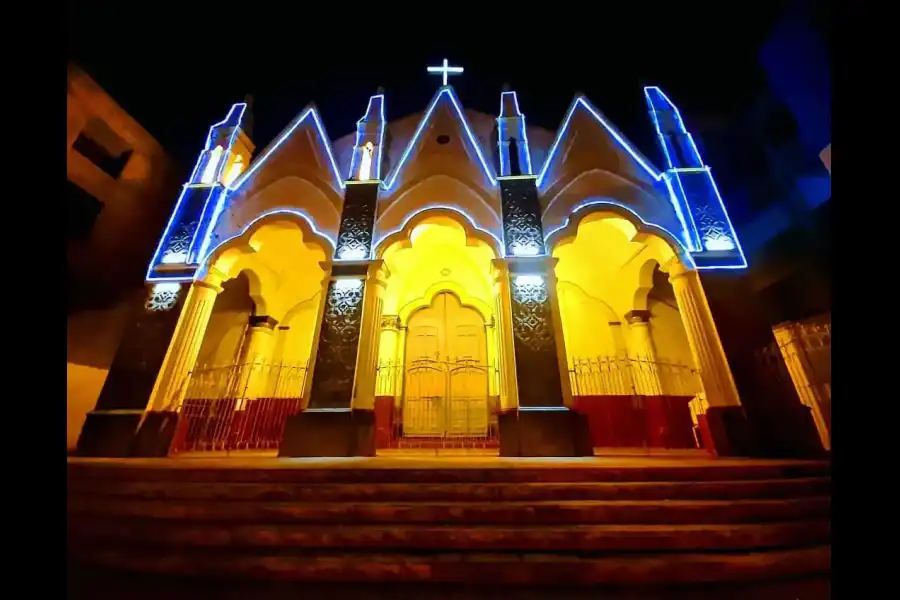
<box><xmin>377</xmin><ymin>216</ymin><xmax>497</xmax><ymax>369</ymax></box>
<box><xmin>552</xmin><ymin>214</ymin><xmax>696</xmax><ymax>375</ymax></box>
<box><xmin>198</xmin><ymin>220</ymin><xmax>328</xmax><ymax>382</ymax></box>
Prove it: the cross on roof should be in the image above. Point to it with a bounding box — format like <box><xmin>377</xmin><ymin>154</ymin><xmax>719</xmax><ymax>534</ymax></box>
<box><xmin>426</xmin><ymin>58</ymin><xmax>464</xmax><ymax>86</ymax></box>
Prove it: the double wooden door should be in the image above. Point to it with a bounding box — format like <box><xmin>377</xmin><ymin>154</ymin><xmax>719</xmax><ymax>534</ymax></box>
<box><xmin>403</xmin><ymin>292</ymin><xmax>489</xmax><ymax>436</ymax></box>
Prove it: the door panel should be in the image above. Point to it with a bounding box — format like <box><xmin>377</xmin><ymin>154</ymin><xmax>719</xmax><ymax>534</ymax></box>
<box><xmin>403</xmin><ymin>293</ymin><xmax>489</xmax><ymax>436</ymax></box>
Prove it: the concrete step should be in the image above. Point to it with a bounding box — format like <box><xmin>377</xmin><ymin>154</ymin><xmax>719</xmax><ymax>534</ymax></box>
<box><xmin>70</xmin><ymin>520</ymin><xmax>830</xmax><ymax>552</ymax></box>
<box><xmin>66</xmin><ymin>476</ymin><xmax>831</xmax><ymax>503</ymax></box>
<box><xmin>67</xmin><ymin>459</ymin><xmax>831</xmax><ymax>485</ymax></box>
<box><xmin>69</xmin><ymin>545</ymin><xmax>831</xmax><ymax>585</ymax></box>
<box><xmin>68</xmin><ymin>496</ymin><xmax>830</xmax><ymax>525</ymax></box>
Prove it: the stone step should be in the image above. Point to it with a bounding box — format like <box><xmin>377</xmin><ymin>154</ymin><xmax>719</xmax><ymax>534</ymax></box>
<box><xmin>70</xmin><ymin>520</ymin><xmax>830</xmax><ymax>553</ymax></box>
<box><xmin>69</xmin><ymin>545</ymin><xmax>831</xmax><ymax>586</ymax></box>
<box><xmin>67</xmin><ymin>476</ymin><xmax>831</xmax><ymax>503</ymax></box>
<box><xmin>67</xmin><ymin>460</ymin><xmax>831</xmax><ymax>484</ymax></box>
<box><xmin>68</xmin><ymin>496</ymin><xmax>830</xmax><ymax>525</ymax></box>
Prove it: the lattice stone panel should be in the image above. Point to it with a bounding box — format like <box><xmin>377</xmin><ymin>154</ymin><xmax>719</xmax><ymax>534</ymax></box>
<box><xmin>308</xmin><ymin>280</ymin><xmax>366</xmax><ymax>409</ymax></box>
<box><xmin>509</xmin><ymin>276</ymin><xmax>563</xmax><ymax>407</ymax></box>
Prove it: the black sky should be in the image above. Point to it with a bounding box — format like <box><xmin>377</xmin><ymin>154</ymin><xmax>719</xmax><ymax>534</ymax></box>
<box><xmin>67</xmin><ymin>1</ymin><xmax>790</xmax><ymax>170</ymax></box>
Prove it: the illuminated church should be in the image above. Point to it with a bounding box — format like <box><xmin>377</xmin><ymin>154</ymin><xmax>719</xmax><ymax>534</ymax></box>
<box><xmin>76</xmin><ymin>60</ymin><xmax>752</xmax><ymax>458</ymax></box>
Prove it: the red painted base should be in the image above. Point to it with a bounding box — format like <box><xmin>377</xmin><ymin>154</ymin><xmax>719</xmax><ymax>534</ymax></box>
<box><xmin>571</xmin><ymin>395</ymin><xmax>697</xmax><ymax>449</ymax></box>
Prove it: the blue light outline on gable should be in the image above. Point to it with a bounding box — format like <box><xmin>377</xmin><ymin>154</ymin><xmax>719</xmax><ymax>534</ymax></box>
<box><xmin>643</xmin><ymin>86</ymin><xmax>705</xmax><ymax>170</ymax></box>
<box><xmin>381</xmin><ymin>86</ymin><xmax>497</xmax><ymax>191</ymax></box>
<box><xmin>146</xmin><ymin>102</ymin><xmax>247</xmax><ymax>282</ymax></box>
<box><xmin>497</xmin><ymin>91</ymin><xmax>534</xmax><ymax>177</ymax></box>
<box><xmin>542</xmin><ymin>198</ymin><xmax>694</xmax><ymax>267</ymax></box>
<box><xmin>643</xmin><ymin>86</ymin><xmax>748</xmax><ymax>267</ymax></box>
<box><xmin>661</xmin><ymin>173</ymin><xmax>701</xmax><ymax>252</ymax></box>
<box><xmin>197</xmin><ymin>208</ymin><xmax>338</xmax><ymax>277</ymax></box>
<box><xmin>537</xmin><ymin>96</ymin><xmax>664</xmax><ymax>190</ymax></box>
<box><xmin>347</xmin><ymin>94</ymin><xmax>386</xmax><ymax>181</ymax></box>
<box><xmin>228</xmin><ymin>106</ymin><xmax>346</xmax><ymax>194</ymax></box>
<box><xmin>371</xmin><ymin>203</ymin><xmax>504</xmax><ymax>256</ymax></box>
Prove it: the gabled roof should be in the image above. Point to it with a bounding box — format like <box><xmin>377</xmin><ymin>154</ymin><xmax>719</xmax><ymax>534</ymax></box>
<box><xmin>381</xmin><ymin>86</ymin><xmax>497</xmax><ymax>191</ymax></box>
<box><xmin>536</xmin><ymin>95</ymin><xmax>664</xmax><ymax>190</ymax></box>
<box><xmin>228</xmin><ymin>105</ymin><xmax>345</xmax><ymax>194</ymax></box>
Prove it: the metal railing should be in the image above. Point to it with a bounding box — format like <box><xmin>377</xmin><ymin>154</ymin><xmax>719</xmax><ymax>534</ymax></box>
<box><xmin>568</xmin><ymin>355</ymin><xmax>702</xmax><ymax>397</ymax></box>
<box><xmin>169</xmin><ymin>361</ymin><xmax>309</xmax><ymax>453</ymax></box>
<box><xmin>376</xmin><ymin>358</ymin><xmax>501</xmax><ymax>449</ymax></box>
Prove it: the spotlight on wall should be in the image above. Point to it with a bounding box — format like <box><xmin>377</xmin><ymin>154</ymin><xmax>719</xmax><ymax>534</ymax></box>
<box><xmin>337</xmin><ymin>248</ymin><xmax>368</xmax><ymax>260</ymax></box>
<box><xmin>510</xmin><ymin>242</ymin><xmax>541</xmax><ymax>256</ymax></box>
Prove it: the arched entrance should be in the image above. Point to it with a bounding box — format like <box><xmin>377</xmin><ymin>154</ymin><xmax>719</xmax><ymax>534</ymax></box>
<box><xmin>160</xmin><ymin>213</ymin><xmax>331</xmax><ymax>453</ymax></box>
<box><xmin>373</xmin><ymin>213</ymin><xmax>502</xmax><ymax>450</ymax></box>
<box><xmin>403</xmin><ymin>291</ymin><xmax>491</xmax><ymax>437</ymax></box>
<box><xmin>550</xmin><ymin>209</ymin><xmax>704</xmax><ymax>450</ymax></box>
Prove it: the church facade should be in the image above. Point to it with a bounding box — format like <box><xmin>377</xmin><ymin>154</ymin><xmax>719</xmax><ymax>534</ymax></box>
<box><xmin>76</xmin><ymin>62</ymin><xmax>753</xmax><ymax>458</ymax></box>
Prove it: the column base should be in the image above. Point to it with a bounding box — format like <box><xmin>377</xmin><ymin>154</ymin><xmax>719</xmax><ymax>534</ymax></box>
<box><xmin>75</xmin><ymin>411</ymin><xmax>143</xmax><ymax>457</ymax></box>
<box><xmin>699</xmin><ymin>406</ymin><xmax>757</xmax><ymax>457</ymax></box>
<box><xmin>278</xmin><ymin>409</ymin><xmax>375</xmax><ymax>457</ymax></box>
<box><xmin>499</xmin><ymin>407</ymin><xmax>594</xmax><ymax>457</ymax></box>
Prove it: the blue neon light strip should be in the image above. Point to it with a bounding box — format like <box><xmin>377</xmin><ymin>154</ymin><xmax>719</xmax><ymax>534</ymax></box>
<box><xmin>371</xmin><ymin>204</ymin><xmax>504</xmax><ymax>255</ymax></box>
<box><xmin>537</xmin><ymin>96</ymin><xmax>663</xmax><ymax>189</ymax></box>
<box><xmin>199</xmin><ymin>208</ymin><xmax>337</xmax><ymax>271</ymax></box>
<box><xmin>229</xmin><ymin>106</ymin><xmax>346</xmax><ymax>193</ymax></box>
<box><xmin>497</xmin><ymin>91</ymin><xmax>534</xmax><ymax>177</ymax></box>
<box><xmin>542</xmin><ymin>198</ymin><xmax>693</xmax><ymax>265</ymax></box>
<box><xmin>644</xmin><ymin>86</ymin><xmax>748</xmax><ymax>267</ymax></box>
<box><xmin>347</xmin><ymin>94</ymin><xmax>386</xmax><ymax>181</ymax></box>
<box><xmin>382</xmin><ymin>86</ymin><xmax>497</xmax><ymax>191</ymax></box>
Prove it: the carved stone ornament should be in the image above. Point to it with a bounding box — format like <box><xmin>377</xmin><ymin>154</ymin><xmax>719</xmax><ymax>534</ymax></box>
<box><xmin>144</xmin><ymin>283</ymin><xmax>182</xmax><ymax>312</ymax></box>
<box><xmin>335</xmin><ymin>187</ymin><xmax>376</xmax><ymax>260</ymax></box>
<box><xmin>309</xmin><ymin>279</ymin><xmax>366</xmax><ymax>408</ymax></box>
<box><xmin>509</xmin><ymin>275</ymin><xmax>563</xmax><ymax>406</ymax></box>
<box><xmin>162</xmin><ymin>219</ymin><xmax>197</xmax><ymax>264</ymax></box>
<box><xmin>501</xmin><ymin>180</ymin><xmax>546</xmax><ymax>256</ymax></box>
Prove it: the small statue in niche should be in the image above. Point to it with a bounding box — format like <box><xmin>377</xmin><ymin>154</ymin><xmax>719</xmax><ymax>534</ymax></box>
<box><xmin>358</xmin><ymin>142</ymin><xmax>375</xmax><ymax>181</ymax></box>
<box><xmin>507</xmin><ymin>137</ymin><xmax>522</xmax><ymax>176</ymax></box>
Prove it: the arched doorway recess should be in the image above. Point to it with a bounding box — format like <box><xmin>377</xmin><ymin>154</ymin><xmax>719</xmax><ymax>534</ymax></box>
<box><xmin>551</xmin><ymin>211</ymin><xmax>703</xmax><ymax>450</ymax></box>
<box><xmin>373</xmin><ymin>214</ymin><xmax>502</xmax><ymax>451</ymax></box>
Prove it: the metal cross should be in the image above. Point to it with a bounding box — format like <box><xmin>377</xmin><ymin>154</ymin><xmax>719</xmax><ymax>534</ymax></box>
<box><xmin>427</xmin><ymin>58</ymin><xmax>464</xmax><ymax>86</ymax></box>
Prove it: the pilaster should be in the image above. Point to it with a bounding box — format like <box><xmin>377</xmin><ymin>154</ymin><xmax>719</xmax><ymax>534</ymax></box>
<box><xmin>624</xmin><ymin>309</ymin><xmax>662</xmax><ymax>395</ymax></box>
<box><xmin>75</xmin><ymin>273</ymin><xmax>223</xmax><ymax>457</ymax></box>
<box><xmin>280</xmin><ymin>176</ymin><xmax>382</xmax><ymax>457</ymax></box>
<box><xmin>668</xmin><ymin>261</ymin><xmax>750</xmax><ymax>455</ymax></box>
<box><xmin>495</xmin><ymin>173</ymin><xmax>591</xmax><ymax>457</ymax></box>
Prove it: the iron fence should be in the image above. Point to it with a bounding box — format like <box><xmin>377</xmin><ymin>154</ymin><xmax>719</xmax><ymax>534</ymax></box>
<box><xmin>169</xmin><ymin>361</ymin><xmax>309</xmax><ymax>453</ymax></box>
<box><xmin>568</xmin><ymin>355</ymin><xmax>702</xmax><ymax>397</ymax></box>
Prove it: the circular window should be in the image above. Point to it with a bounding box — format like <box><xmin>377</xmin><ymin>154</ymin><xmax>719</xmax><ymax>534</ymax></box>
<box><xmin>436</xmin><ymin>134</ymin><xmax>451</xmax><ymax>145</ymax></box>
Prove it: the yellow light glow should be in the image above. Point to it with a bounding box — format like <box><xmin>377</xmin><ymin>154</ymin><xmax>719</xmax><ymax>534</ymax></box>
<box><xmin>223</xmin><ymin>155</ymin><xmax>244</xmax><ymax>187</ymax></box>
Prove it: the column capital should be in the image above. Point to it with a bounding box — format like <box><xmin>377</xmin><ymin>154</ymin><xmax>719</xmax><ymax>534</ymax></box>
<box><xmin>624</xmin><ymin>310</ymin><xmax>652</xmax><ymax>324</ymax></box>
<box><xmin>380</xmin><ymin>315</ymin><xmax>402</xmax><ymax>330</ymax></box>
<box><xmin>667</xmin><ymin>260</ymin><xmax>696</xmax><ymax>284</ymax></box>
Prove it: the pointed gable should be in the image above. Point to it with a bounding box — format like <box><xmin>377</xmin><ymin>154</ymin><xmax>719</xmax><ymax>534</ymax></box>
<box><xmin>382</xmin><ymin>87</ymin><xmax>496</xmax><ymax>193</ymax></box>
<box><xmin>229</xmin><ymin>106</ymin><xmax>345</xmax><ymax>202</ymax></box>
<box><xmin>537</xmin><ymin>96</ymin><xmax>662</xmax><ymax>193</ymax></box>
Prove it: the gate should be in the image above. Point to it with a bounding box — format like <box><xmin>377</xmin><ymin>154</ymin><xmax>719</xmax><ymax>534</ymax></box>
<box><xmin>169</xmin><ymin>361</ymin><xmax>308</xmax><ymax>453</ymax></box>
<box><xmin>401</xmin><ymin>358</ymin><xmax>494</xmax><ymax>445</ymax></box>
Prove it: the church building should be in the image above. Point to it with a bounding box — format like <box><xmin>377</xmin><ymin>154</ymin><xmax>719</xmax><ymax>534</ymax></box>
<box><xmin>76</xmin><ymin>61</ymin><xmax>754</xmax><ymax>458</ymax></box>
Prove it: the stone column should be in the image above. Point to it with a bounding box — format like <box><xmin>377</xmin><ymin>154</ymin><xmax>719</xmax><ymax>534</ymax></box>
<box><xmin>238</xmin><ymin>315</ymin><xmax>278</xmax><ymax>399</ymax></box>
<box><xmin>624</xmin><ymin>310</ymin><xmax>662</xmax><ymax>395</ymax></box>
<box><xmin>352</xmin><ymin>261</ymin><xmax>389</xmax><ymax>411</ymax></box>
<box><xmin>495</xmin><ymin>175</ymin><xmax>592</xmax><ymax>457</ymax></box>
<box><xmin>668</xmin><ymin>261</ymin><xmax>748</xmax><ymax>455</ymax></box>
<box><xmin>76</xmin><ymin>273</ymin><xmax>223</xmax><ymax>457</ymax></box>
<box><xmin>279</xmin><ymin>177</ymin><xmax>383</xmax><ymax>457</ymax></box>
<box><xmin>491</xmin><ymin>259</ymin><xmax>519</xmax><ymax>411</ymax></box>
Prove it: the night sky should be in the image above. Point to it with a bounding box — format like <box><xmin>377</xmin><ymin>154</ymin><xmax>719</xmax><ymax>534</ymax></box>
<box><xmin>67</xmin><ymin>1</ymin><xmax>790</xmax><ymax>172</ymax></box>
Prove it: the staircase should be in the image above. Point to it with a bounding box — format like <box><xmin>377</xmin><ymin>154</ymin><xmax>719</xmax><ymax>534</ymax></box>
<box><xmin>67</xmin><ymin>457</ymin><xmax>830</xmax><ymax>598</ymax></box>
